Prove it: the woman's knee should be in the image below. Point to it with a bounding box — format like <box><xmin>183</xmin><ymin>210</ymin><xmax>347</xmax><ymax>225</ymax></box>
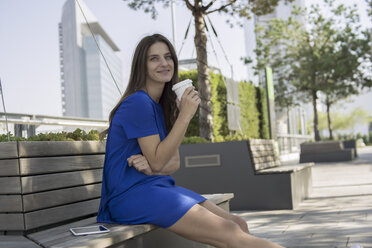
<box><xmin>231</xmin><ymin>215</ymin><xmax>249</xmax><ymax>233</ymax></box>
<box><xmin>222</xmin><ymin>218</ymin><xmax>240</xmax><ymax>231</ymax></box>
<box><xmin>219</xmin><ymin>219</ymin><xmax>246</xmax><ymax>246</ymax></box>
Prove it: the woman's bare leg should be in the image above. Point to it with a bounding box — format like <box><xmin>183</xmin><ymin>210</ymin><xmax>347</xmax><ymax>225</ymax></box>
<box><xmin>167</xmin><ymin>203</ymin><xmax>285</xmax><ymax>248</ymax></box>
<box><xmin>199</xmin><ymin>200</ymin><xmax>249</xmax><ymax>233</ymax></box>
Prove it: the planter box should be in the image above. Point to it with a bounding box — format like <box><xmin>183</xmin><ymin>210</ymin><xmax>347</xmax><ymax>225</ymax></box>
<box><xmin>0</xmin><ymin>141</ymin><xmax>237</xmax><ymax>248</ymax></box>
<box><xmin>172</xmin><ymin>141</ymin><xmax>312</xmax><ymax>210</ymax></box>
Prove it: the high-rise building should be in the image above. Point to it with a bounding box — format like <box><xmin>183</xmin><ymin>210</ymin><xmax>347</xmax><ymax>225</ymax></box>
<box><xmin>59</xmin><ymin>0</ymin><xmax>123</xmax><ymax>120</ymax></box>
<box><xmin>243</xmin><ymin>0</ymin><xmax>310</xmax><ymax>154</ymax></box>
<box><xmin>244</xmin><ymin>0</ymin><xmax>305</xmax><ymax>87</ymax></box>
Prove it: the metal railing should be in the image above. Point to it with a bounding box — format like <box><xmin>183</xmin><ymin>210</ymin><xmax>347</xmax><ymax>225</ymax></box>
<box><xmin>277</xmin><ymin>133</ymin><xmax>313</xmax><ymax>154</ymax></box>
<box><xmin>0</xmin><ymin>112</ymin><xmax>108</xmax><ymax>128</ymax></box>
<box><xmin>0</xmin><ymin>112</ymin><xmax>109</xmax><ymax>138</ymax></box>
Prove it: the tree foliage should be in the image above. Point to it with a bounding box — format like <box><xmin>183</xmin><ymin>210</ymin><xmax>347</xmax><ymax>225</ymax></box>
<box><xmin>0</xmin><ymin>129</ymin><xmax>100</xmax><ymax>142</ymax></box>
<box><xmin>125</xmin><ymin>0</ymin><xmax>292</xmax><ymax>21</ymax></box>
<box><xmin>366</xmin><ymin>0</ymin><xmax>372</xmax><ymax>19</ymax></box>
<box><xmin>314</xmin><ymin>107</ymin><xmax>370</xmax><ymax>134</ymax></box>
<box><xmin>253</xmin><ymin>0</ymin><xmax>371</xmax><ymax>141</ymax></box>
<box><xmin>122</xmin><ymin>0</ymin><xmax>292</xmax><ymax>140</ymax></box>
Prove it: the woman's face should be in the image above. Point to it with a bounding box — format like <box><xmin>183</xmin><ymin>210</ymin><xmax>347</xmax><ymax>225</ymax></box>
<box><xmin>146</xmin><ymin>42</ymin><xmax>174</xmax><ymax>85</ymax></box>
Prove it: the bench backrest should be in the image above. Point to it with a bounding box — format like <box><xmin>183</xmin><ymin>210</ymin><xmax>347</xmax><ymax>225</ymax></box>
<box><xmin>300</xmin><ymin>141</ymin><xmax>344</xmax><ymax>153</ymax></box>
<box><xmin>247</xmin><ymin>139</ymin><xmax>281</xmax><ymax>173</ymax></box>
<box><xmin>0</xmin><ymin>141</ymin><xmax>105</xmax><ymax>233</ymax></box>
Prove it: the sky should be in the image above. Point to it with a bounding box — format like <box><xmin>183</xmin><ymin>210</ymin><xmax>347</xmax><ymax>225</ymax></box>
<box><xmin>0</xmin><ymin>0</ymin><xmax>371</xmax><ymax>134</ymax></box>
<box><xmin>0</xmin><ymin>0</ymin><xmax>248</xmax><ymax>117</ymax></box>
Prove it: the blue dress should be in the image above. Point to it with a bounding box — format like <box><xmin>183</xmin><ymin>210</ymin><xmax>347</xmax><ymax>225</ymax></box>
<box><xmin>97</xmin><ymin>90</ymin><xmax>206</xmax><ymax>228</ymax></box>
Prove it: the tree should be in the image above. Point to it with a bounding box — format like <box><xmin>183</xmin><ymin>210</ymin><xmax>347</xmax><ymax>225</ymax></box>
<box><xmin>366</xmin><ymin>0</ymin><xmax>372</xmax><ymax>19</ymax></box>
<box><xmin>253</xmin><ymin>0</ymin><xmax>371</xmax><ymax>141</ymax></box>
<box><xmin>318</xmin><ymin>2</ymin><xmax>371</xmax><ymax>139</ymax></box>
<box><xmin>123</xmin><ymin>0</ymin><xmax>292</xmax><ymax>140</ymax></box>
<box><xmin>316</xmin><ymin>107</ymin><xmax>370</xmax><ymax>136</ymax></box>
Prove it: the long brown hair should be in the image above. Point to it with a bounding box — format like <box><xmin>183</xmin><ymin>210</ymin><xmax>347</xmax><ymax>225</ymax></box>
<box><xmin>100</xmin><ymin>34</ymin><xmax>179</xmax><ymax>140</ymax></box>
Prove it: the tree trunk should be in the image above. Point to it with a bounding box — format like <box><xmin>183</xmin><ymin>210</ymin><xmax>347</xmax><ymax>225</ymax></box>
<box><xmin>312</xmin><ymin>90</ymin><xmax>320</xmax><ymax>141</ymax></box>
<box><xmin>326</xmin><ymin>99</ymin><xmax>333</xmax><ymax>140</ymax></box>
<box><xmin>193</xmin><ymin>9</ymin><xmax>214</xmax><ymax>140</ymax></box>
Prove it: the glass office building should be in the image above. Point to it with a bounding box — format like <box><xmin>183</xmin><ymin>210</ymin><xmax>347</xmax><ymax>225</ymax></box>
<box><xmin>59</xmin><ymin>0</ymin><xmax>123</xmax><ymax>120</ymax></box>
<box><xmin>243</xmin><ymin>0</ymin><xmax>309</xmax><ymax>153</ymax></box>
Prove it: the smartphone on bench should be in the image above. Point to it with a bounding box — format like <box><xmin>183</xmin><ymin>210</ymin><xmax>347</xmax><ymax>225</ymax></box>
<box><xmin>70</xmin><ymin>225</ymin><xmax>110</xmax><ymax>236</ymax></box>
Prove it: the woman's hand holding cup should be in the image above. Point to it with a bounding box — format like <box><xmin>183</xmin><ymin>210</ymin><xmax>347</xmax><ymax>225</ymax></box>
<box><xmin>172</xmin><ymin>79</ymin><xmax>200</xmax><ymax>122</ymax></box>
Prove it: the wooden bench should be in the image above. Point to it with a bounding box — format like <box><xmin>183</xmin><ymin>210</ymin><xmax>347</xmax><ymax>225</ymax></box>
<box><xmin>248</xmin><ymin>139</ymin><xmax>312</xmax><ymax>174</ymax></box>
<box><xmin>0</xmin><ymin>141</ymin><xmax>234</xmax><ymax>248</ymax></box>
<box><xmin>300</xmin><ymin>141</ymin><xmax>355</xmax><ymax>163</ymax></box>
<box><xmin>172</xmin><ymin>139</ymin><xmax>313</xmax><ymax>210</ymax></box>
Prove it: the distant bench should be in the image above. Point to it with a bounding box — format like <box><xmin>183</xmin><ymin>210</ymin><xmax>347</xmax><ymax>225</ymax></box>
<box><xmin>0</xmin><ymin>141</ymin><xmax>234</xmax><ymax>248</ymax></box>
<box><xmin>300</xmin><ymin>141</ymin><xmax>355</xmax><ymax>163</ymax></box>
<box><xmin>173</xmin><ymin>139</ymin><xmax>313</xmax><ymax>210</ymax></box>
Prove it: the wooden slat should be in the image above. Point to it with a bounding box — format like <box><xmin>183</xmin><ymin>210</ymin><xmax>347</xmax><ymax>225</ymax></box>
<box><xmin>257</xmin><ymin>163</ymin><xmax>312</xmax><ymax>174</ymax></box>
<box><xmin>252</xmin><ymin>155</ymin><xmax>277</xmax><ymax>164</ymax></box>
<box><xmin>23</xmin><ymin>184</ymin><xmax>101</xmax><ymax>212</ymax></box>
<box><xmin>24</xmin><ymin>199</ymin><xmax>100</xmax><ymax>230</ymax></box>
<box><xmin>248</xmin><ymin>139</ymin><xmax>274</xmax><ymax>145</ymax></box>
<box><xmin>20</xmin><ymin>155</ymin><xmax>104</xmax><ymax>176</ymax></box>
<box><xmin>0</xmin><ymin>142</ymin><xmax>18</xmax><ymax>159</ymax></box>
<box><xmin>0</xmin><ymin>214</ymin><xmax>24</xmax><ymax>231</ymax></box>
<box><xmin>250</xmin><ymin>149</ymin><xmax>276</xmax><ymax>157</ymax></box>
<box><xmin>254</xmin><ymin>160</ymin><xmax>281</xmax><ymax>171</ymax></box>
<box><xmin>251</xmin><ymin>154</ymin><xmax>275</xmax><ymax>161</ymax></box>
<box><xmin>249</xmin><ymin>144</ymin><xmax>275</xmax><ymax>152</ymax></box>
<box><xmin>27</xmin><ymin>217</ymin><xmax>98</xmax><ymax>248</ymax></box>
<box><xmin>50</xmin><ymin>224</ymin><xmax>154</xmax><ymax>248</ymax></box>
<box><xmin>248</xmin><ymin>139</ymin><xmax>281</xmax><ymax>171</ymax></box>
<box><xmin>27</xmin><ymin>217</ymin><xmax>156</xmax><ymax>248</ymax></box>
<box><xmin>0</xmin><ymin>177</ymin><xmax>21</xmax><ymax>194</ymax></box>
<box><xmin>26</xmin><ymin>193</ymin><xmax>233</xmax><ymax>248</ymax></box>
<box><xmin>21</xmin><ymin>169</ymin><xmax>102</xmax><ymax>194</ymax></box>
<box><xmin>18</xmin><ymin>141</ymin><xmax>106</xmax><ymax>157</ymax></box>
<box><xmin>0</xmin><ymin>235</ymin><xmax>41</xmax><ymax>248</ymax></box>
<box><xmin>0</xmin><ymin>195</ymin><xmax>22</xmax><ymax>212</ymax></box>
<box><xmin>0</xmin><ymin>159</ymin><xmax>19</xmax><ymax>176</ymax></box>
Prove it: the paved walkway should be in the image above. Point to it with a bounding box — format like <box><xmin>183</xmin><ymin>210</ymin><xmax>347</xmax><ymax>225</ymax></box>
<box><xmin>234</xmin><ymin>146</ymin><xmax>372</xmax><ymax>248</ymax></box>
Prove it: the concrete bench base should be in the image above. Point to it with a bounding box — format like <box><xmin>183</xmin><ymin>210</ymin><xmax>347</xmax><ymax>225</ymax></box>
<box><xmin>173</xmin><ymin>140</ymin><xmax>313</xmax><ymax>211</ymax></box>
<box><xmin>300</xmin><ymin>150</ymin><xmax>354</xmax><ymax>163</ymax></box>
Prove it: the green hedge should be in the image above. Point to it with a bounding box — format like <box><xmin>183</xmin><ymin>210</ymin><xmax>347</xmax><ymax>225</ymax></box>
<box><xmin>179</xmin><ymin>70</ymin><xmax>228</xmax><ymax>139</ymax></box>
<box><xmin>179</xmin><ymin>71</ymin><xmax>199</xmax><ymax>137</ymax></box>
<box><xmin>179</xmin><ymin>70</ymin><xmax>269</xmax><ymax>142</ymax></box>
<box><xmin>239</xmin><ymin>81</ymin><xmax>260</xmax><ymax>139</ymax></box>
<box><xmin>0</xmin><ymin>128</ymin><xmax>100</xmax><ymax>142</ymax></box>
<box><xmin>210</xmin><ymin>72</ymin><xmax>229</xmax><ymax>139</ymax></box>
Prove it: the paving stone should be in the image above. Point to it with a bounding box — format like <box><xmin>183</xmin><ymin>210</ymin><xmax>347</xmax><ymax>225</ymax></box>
<box><xmin>232</xmin><ymin>147</ymin><xmax>372</xmax><ymax>248</ymax></box>
<box><xmin>347</xmin><ymin>235</ymin><xmax>372</xmax><ymax>248</ymax></box>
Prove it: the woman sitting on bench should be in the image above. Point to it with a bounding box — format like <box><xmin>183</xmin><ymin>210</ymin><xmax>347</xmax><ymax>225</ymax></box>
<box><xmin>97</xmin><ymin>33</ymin><xmax>284</xmax><ymax>248</ymax></box>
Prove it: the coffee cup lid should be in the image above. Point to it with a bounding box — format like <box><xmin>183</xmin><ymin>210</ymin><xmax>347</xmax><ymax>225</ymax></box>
<box><xmin>172</xmin><ymin>79</ymin><xmax>192</xmax><ymax>91</ymax></box>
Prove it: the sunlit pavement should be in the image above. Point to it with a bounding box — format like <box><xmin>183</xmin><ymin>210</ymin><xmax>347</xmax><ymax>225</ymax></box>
<box><xmin>234</xmin><ymin>146</ymin><xmax>372</xmax><ymax>248</ymax></box>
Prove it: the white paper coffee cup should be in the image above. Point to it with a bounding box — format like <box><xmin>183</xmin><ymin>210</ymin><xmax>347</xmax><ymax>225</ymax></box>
<box><xmin>172</xmin><ymin>79</ymin><xmax>193</xmax><ymax>101</ymax></box>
